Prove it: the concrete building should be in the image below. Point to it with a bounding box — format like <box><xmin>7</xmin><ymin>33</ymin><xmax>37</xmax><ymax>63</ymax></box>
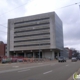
<box><xmin>63</xmin><ymin>48</ymin><xmax>78</xmax><ymax>59</ymax></box>
<box><xmin>7</xmin><ymin>12</ymin><xmax>64</xmax><ymax>60</ymax></box>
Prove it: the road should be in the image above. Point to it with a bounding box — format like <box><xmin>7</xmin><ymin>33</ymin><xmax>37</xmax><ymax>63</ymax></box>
<box><xmin>0</xmin><ymin>60</ymin><xmax>80</xmax><ymax>80</ymax></box>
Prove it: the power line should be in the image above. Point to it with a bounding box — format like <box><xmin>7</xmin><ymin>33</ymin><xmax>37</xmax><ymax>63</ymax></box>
<box><xmin>55</xmin><ymin>2</ymin><xmax>80</xmax><ymax>10</ymax></box>
<box><xmin>0</xmin><ymin>0</ymin><xmax>31</xmax><ymax>17</ymax></box>
<box><xmin>0</xmin><ymin>30</ymin><xmax>7</xmax><ymax>33</ymax></box>
<box><xmin>0</xmin><ymin>22</ymin><xmax>7</xmax><ymax>24</ymax></box>
<box><xmin>0</xmin><ymin>1</ymin><xmax>80</xmax><ymax>18</ymax></box>
<box><xmin>0</xmin><ymin>24</ymin><xmax>7</xmax><ymax>28</ymax></box>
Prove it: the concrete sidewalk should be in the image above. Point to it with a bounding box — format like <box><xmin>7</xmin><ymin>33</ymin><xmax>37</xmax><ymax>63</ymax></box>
<box><xmin>0</xmin><ymin>59</ymin><xmax>57</xmax><ymax>66</ymax></box>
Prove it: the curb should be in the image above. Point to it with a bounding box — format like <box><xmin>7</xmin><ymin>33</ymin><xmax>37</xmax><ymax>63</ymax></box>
<box><xmin>68</xmin><ymin>68</ymin><xmax>80</xmax><ymax>80</ymax></box>
<box><xmin>0</xmin><ymin>60</ymin><xmax>57</xmax><ymax>65</ymax></box>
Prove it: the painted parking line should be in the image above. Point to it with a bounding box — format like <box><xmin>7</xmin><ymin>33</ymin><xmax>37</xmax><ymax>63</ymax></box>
<box><xmin>0</xmin><ymin>63</ymin><xmax>51</xmax><ymax>74</ymax></box>
<box><xmin>50</xmin><ymin>63</ymin><xmax>55</xmax><ymax>66</ymax></box>
<box><xmin>0</xmin><ymin>64</ymin><xmax>9</xmax><ymax>66</ymax></box>
<box><xmin>18</xmin><ymin>69</ymin><xmax>30</xmax><ymax>72</ymax></box>
<box><xmin>43</xmin><ymin>70</ymin><xmax>53</xmax><ymax>74</ymax></box>
<box><xmin>66</xmin><ymin>64</ymin><xmax>69</xmax><ymax>66</ymax></box>
<box><xmin>12</xmin><ymin>66</ymin><xmax>19</xmax><ymax>68</ymax></box>
<box><xmin>38</xmin><ymin>63</ymin><xmax>43</xmax><ymax>64</ymax></box>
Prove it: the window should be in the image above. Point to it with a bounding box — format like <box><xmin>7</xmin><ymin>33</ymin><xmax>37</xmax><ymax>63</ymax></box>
<box><xmin>14</xmin><ymin>38</ymin><xmax>50</xmax><ymax>43</ymax></box>
<box><xmin>14</xmin><ymin>27</ymin><xmax>49</xmax><ymax>33</ymax></box>
<box><xmin>14</xmin><ymin>43</ymin><xmax>50</xmax><ymax>47</ymax></box>
<box><xmin>14</xmin><ymin>33</ymin><xmax>50</xmax><ymax>38</ymax></box>
<box><xmin>14</xmin><ymin>17</ymin><xmax>49</xmax><ymax>24</ymax></box>
<box><xmin>14</xmin><ymin>22</ymin><xmax>49</xmax><ymax>29</ymax></box>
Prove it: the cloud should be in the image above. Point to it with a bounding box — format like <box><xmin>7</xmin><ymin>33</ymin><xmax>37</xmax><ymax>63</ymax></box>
<box><xmin>25</xmin><ymin>0</ymin><xmax>80</xmax><ymax>50</ymax></box>
<box><xmin>52</xmin><ymin>0</ymin><xmax>80</xmax><ymax>50</ymax></box>
<box><xmin>25</xmin><ymin>0</ymin><xmax>71</xmax><ymax>16</ymax></box>
<box><xmin>0</xmin><ymin>0</ymin><xmax>31</xmax><ymax>43</ymax></box>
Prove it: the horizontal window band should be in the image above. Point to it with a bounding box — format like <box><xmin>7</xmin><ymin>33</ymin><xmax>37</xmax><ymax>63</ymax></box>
<box><xmin>14</xmin><ymin>38</ymin><xmax>50</xmax><ymax>42</ymax></box>
<box><xmin>14</xmin><ymin>33</ymin><xmax>50</xmax><ymax>38</ymax></box>
<box><xmin>14</xmin><ymin>22</ymin><xmax>49</xmax><ymax>29</ymax></box>
<box><xmin>14</xmin><ymin>43</ymin><xmax>50</xmax><ymax>47</ymax></box>
<box><xmin>14</xmin><ymin>24</ymin><xmax>49</xmax><ymax>31</ymax></box>
<box><xmin>14</xmin><ymin>27</ymin><xmax>50</xmax><ymax>33</ymax></box>
<box><xmin>14</xmin><ymin>17</ymin><xmax>49</xmax><ymax>24</ymax></box>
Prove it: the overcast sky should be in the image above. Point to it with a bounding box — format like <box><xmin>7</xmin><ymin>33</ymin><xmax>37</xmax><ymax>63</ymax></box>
<box><xmin>0</xmin><ymin>0</ymin><xmax>80</xmax><ymax>50</ymax></box>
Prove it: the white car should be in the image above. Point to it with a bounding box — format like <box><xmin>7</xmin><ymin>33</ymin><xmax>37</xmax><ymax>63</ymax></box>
<box><xmin>71</xmin><ymin>57</ymin><xmax>77</xmax><ymax>62</ymax></box>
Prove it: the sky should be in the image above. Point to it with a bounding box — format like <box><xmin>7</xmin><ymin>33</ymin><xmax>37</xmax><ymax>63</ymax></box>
<box><xmin>0</xmin><ymin>0</ymin><xmax>80</xmax><ymax>51</ymax></box>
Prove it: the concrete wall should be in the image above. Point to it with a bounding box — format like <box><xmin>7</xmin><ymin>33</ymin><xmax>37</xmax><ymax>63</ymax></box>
<box><xmin>63</xmin><ymin>48</ymin><xmax>69</xmax><ymax>58</ymax></box>
<box><xmin>13</xmin><ymin>14</ymin><xmax>51</xmax><ymax>51</ymax></box>
<box><xmin>42</xmin><ymin>50</ymin><xmax>54</xmax><ymax>60</ymax></box>
<box><xmin>54</xmin><ymin>13</ymin><xmax>64</xmax><ymax>50</ymax></box>
<box><xmin>7</xmin><ymin>19</ymin><xmax>14</xmax><ymax>57</ymax></box>
<box><xmin>50</xmin><ymin>14</ymin><xmax>56</xmax><ymax>49</ymax></box>
<box><xmin>52</xmin><ymin>51</ymin><xmax>55</xmax><ymax>59</ymax></box>
<box><xmin>49</xmin><ymin>12</ymin><xmax>64</xmax><ymax>50</ymax></box>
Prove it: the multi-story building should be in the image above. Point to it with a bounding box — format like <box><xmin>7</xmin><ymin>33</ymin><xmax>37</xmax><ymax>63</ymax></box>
<box><xmin>63</xmin><ymin>47</ymin><xmax>78</xmax><ymax>59</ymax></box>
<box><xmin>63</xmin><ymin>47</ymin><xmax>70</xmax><ymax>58</ymax></box>
<box><xmin>0</xmin><ymin>41</ymin><xmax>6</xmax><ymax>57</ymax></box>
<box><xmin>5</xmin><ymin>44</ymin><xmax>7</xmax><ymax>56</ymax></box>
<box><xmin>7</xmin><ymin>12</ymin><xmax>64</xmax><ymax>59</ymax></box>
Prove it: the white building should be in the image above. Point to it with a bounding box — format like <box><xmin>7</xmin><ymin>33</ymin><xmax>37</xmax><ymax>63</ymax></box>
<box><xmin>7</xmin><ymin>12</ymin><xmax>64</xmax><ymax>60</ymax></box>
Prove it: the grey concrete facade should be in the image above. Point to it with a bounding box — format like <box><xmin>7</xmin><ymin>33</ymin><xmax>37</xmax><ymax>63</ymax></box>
<box><xmin>7</xmin><ymin>12</ymin><xmax>64</xmax><ymax>59</ymax></box>
<box><xmin>63</xmin><ymin>48</ymin><xmax>69</xmax><ymax>58</ymax></box>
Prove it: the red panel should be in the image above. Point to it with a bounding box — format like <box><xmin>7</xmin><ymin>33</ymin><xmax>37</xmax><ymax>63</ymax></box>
<box><xmin>0</xmin><ymin>44</ymin><xmax>5</xmax><ymax>57</ymax></box>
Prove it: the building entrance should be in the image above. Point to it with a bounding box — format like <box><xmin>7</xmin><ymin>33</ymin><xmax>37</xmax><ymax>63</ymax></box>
<box><xmin>35</xmin><ymin>52</ymin><xmax>42</xmax><ymax>58</ymax></box>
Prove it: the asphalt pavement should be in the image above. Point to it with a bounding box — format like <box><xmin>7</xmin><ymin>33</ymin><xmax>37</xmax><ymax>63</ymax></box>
<box><xmin>0</xmin><ymin>60</ymin><xmax>80</xmax><ymax>80</ymax></box>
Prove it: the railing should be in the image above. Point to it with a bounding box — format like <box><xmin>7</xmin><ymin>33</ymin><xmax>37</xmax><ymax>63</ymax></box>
<box><xmin>1</xmin><ymin>57</ymin><xmax>53</xmax><ymax>64</ymax></box>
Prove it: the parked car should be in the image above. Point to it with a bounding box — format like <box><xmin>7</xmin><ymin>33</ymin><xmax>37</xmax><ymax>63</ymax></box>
<box><xmin>11</xmin><ymin>58</ymin><xmax>17</xmax><ymax>62</ymax></box>
<box><xmin>7</xmin><ymin>58</ymin><xmax>12</xmax><ymax>63</ymax></box>
<box><xmin>71</xmin><ymin>57</ymin><xmax>77</xmax><ymax>62</ymax></box>
<box><xmin>1</xmin><ymin>58</ymin><xmax>12</xmax><ymax>63</ymax></box>
<box><xmin>58</xmin><ymin>56</ymin><xmax>66</xmax><ymax>62</ymax></box>
<box><xmin>17</xmin><ymin>58</ymin><xmax>23</xmax><ymax>62</ymax></box>
<box><xmin>1</xmin><ymin>58</ymin><xmax>7</xmax><ymax>63</ymax></box>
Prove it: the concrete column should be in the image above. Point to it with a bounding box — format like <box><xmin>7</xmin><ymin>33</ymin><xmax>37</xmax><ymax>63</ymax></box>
<box><xmin>52</xmin><ymin>51</ymin><xmax>54</xmax><ymax>60</ymax></box>
<box><xmin>33</xmin><ymin>52</ymin><xmax>35</xmax><ymax>58</ymax></box>
<box><xmin>39</xmin><ymin>50</ymin><xmax>40</xmax><ymax>59</ymax></box>
<box><xmin>57</xmin><ymin>52</ymin><xmax>59</xmax><ymax>58</ymax></box>
<box><xmin>42</xmin><ymin>51</ymin><xmax>45</xmax><ymax>58</ymax></box>
<box><xmin>14</xmin><ymin>53</ymin><xmax>17</xmax><ymax>57</ymax></box>
<box><xmin>24</xmin><ymin>53</ymin><xmax>26</xmax><ymax>57</ymax></box>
